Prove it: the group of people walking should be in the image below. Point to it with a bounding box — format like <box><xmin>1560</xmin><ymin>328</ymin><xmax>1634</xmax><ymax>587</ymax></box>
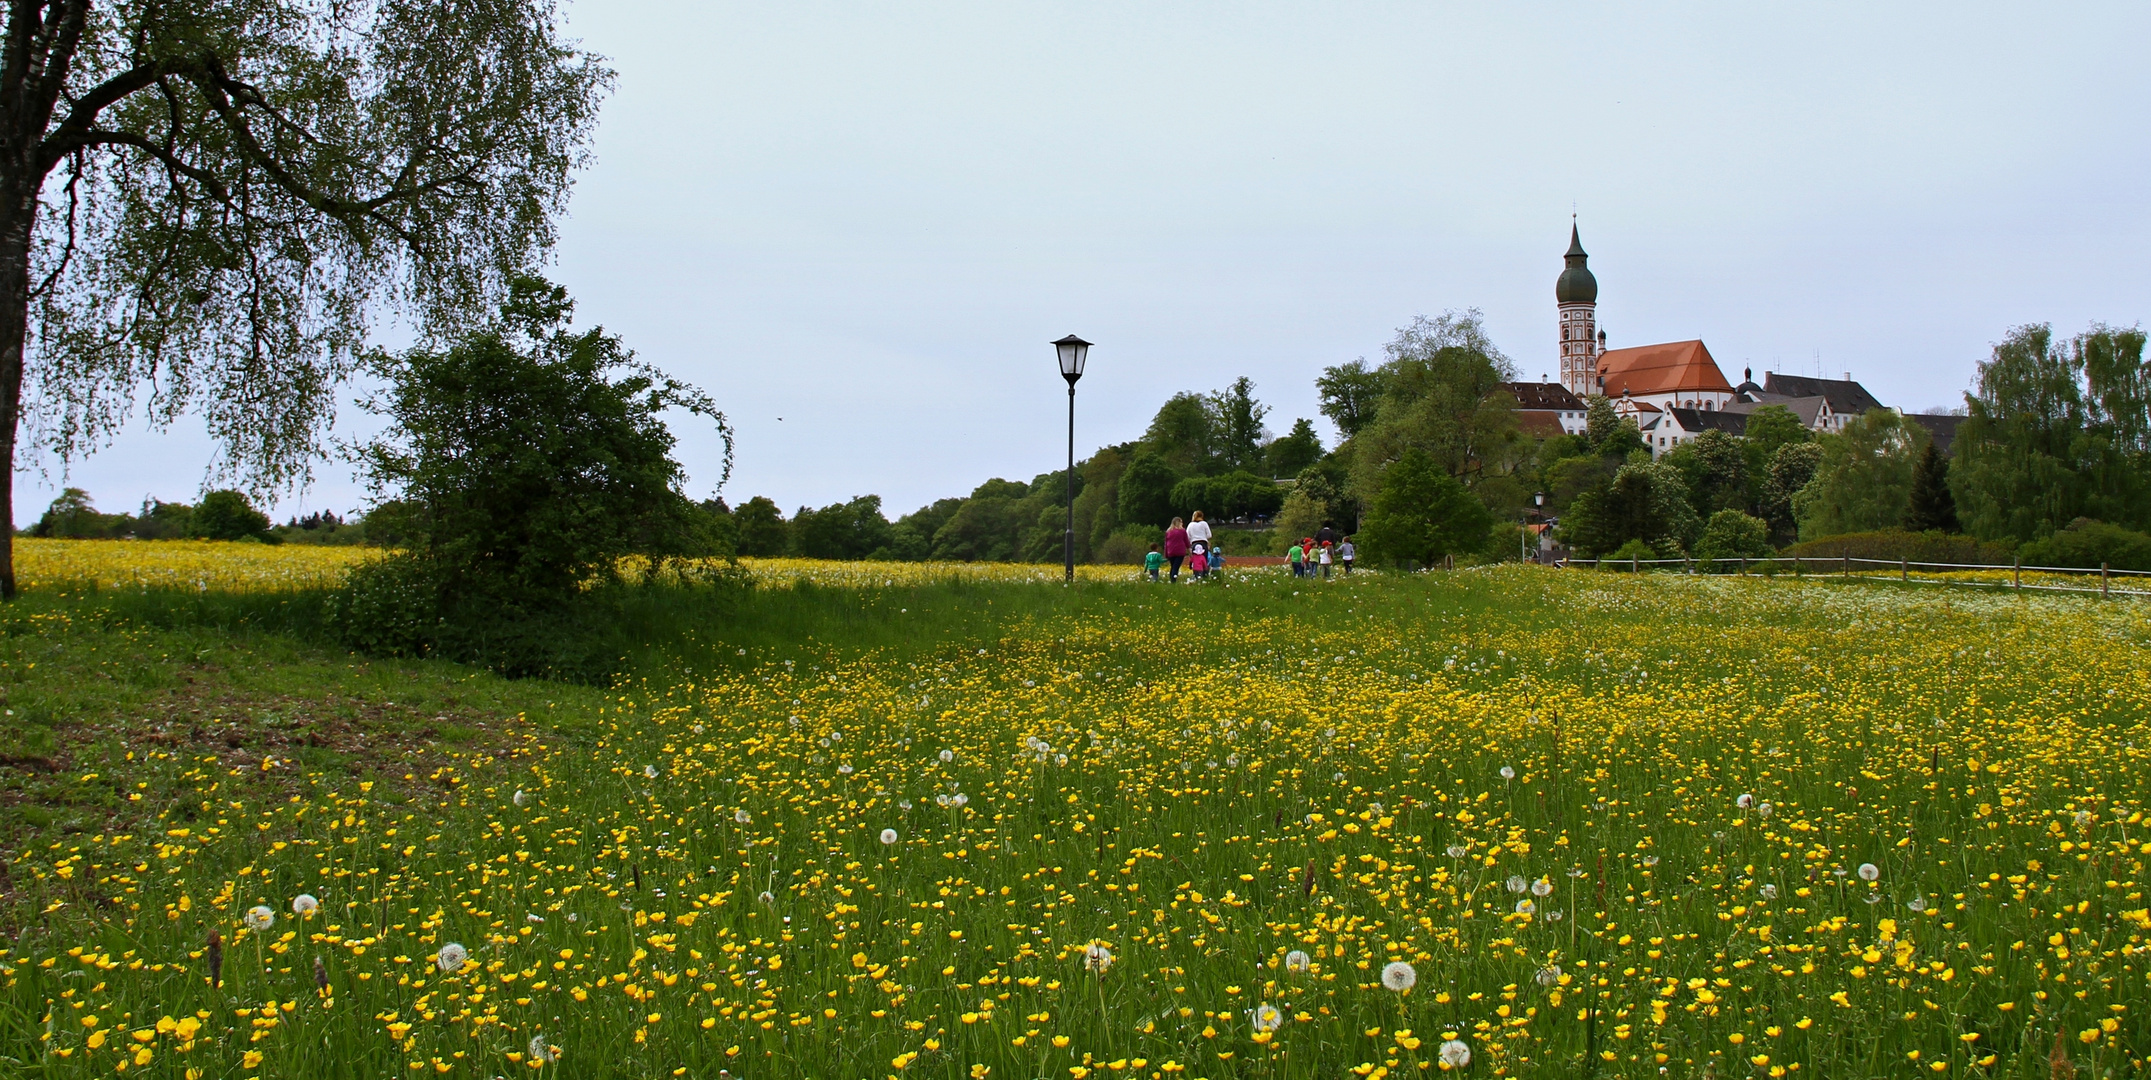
<box><xmin>1143</xmin><ymin>512</ymin><xmax>1355</xmax><ymax>582</ymax></box>
<box><xmin>1288</xmin><ymin>521</ymin><xmax>1354</xmax><ymax>578</ymax></box>
<box><xmin>1147</xmin><ymin>511</ymin><xmax>1224</xmax><ymax>583</ymax></box>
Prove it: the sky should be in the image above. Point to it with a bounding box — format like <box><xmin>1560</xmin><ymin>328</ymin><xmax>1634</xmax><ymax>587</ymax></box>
<box><xmin>24</xmin><ymin>2</ymin><xmax>2151</xmax><ymax>525</ymax></box>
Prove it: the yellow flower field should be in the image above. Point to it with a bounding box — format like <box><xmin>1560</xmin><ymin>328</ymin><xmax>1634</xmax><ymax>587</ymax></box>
<box><xmin>6</xmin><ymin>555</ymin><xmax>2151</xmax><ymax>1078</ymax></box>
<box><xmin>13</xmin><ymin>538</ymin><xmax>380</xmax><ymax>592</ymax></box>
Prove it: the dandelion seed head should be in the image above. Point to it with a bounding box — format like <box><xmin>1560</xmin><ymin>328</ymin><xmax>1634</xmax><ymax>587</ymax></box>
<box><xmin>290</xmin><ymin>893</ymin><xmax>319</xmax><ymax>917</ymax></box>
<box><xmin>243</xmin><ymin>905</ymin><xmax>274</xmax><ymax>932</ymax></box>
<box><xmin>436</xmin><ymin>943</ymin><xmax>468</xmax><ymax>973</ymax></box>
<box><xmin>1381</xmin><ymin>960</ymin><xmax>1417</xmax><ymax>992</ymax></box>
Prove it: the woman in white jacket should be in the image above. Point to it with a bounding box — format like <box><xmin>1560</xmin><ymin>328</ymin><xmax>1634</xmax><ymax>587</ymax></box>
<box><xmin>1186</xmin><ymin>511</ymin><xmax>1212</xmax><ymax>550</ymax></box>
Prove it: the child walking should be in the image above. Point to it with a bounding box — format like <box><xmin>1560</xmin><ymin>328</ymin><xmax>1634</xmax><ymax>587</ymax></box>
<box><xmin>1339</xmin><ymin>537</ymin><xmax>1356</xmax><ymax>575</ymax></box>
<box><xmin>1144</xmin><ymin>544</ymin><xmax>1164</xmax><ymax>581</ymax></box>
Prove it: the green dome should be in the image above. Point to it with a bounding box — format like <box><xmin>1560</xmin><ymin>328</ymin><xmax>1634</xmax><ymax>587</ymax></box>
<box><xmin>1556</xmin><ymin>224</ymin><xmax>1597</xmax><ymax>304</ymax></box>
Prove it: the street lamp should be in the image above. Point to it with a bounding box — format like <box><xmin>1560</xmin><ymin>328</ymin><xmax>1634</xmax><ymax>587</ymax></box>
<box><xmin>1523</xmin><ymin>491</ymin><xmax>1548</xmax><ymax>563</ymax></box>
<box><xmin>1053</xmin><ymin>335</ymin><xmax>1091</xmax><ymax>583</ymax></box>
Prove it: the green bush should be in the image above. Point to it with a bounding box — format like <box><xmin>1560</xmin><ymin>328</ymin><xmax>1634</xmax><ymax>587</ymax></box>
<box><xmin>2019</xmin><ymin>519</ymin><xmax>2151</xmax><ymax>571</ymax></box>
<box><xmin>194</xmin><ymin>490</ymin><xmax>278</xmax><ymax>542</ymax></box>
<box><xmin>1607</xmin><ymin>538</ymin><xmax>1661</xmax><ymax>564</ymax></box>
<box><xmin>1692</xmin><ymin>510</ymin><xmax>1776</xmax><ymax>568</ymax></box>
<box><xmin>1784</xmin><ymin>529</ymin><xmax>2014</xmax><ymax>567</ymax></box>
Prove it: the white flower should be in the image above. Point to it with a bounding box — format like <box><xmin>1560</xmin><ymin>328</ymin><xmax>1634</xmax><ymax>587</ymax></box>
<box><xmin>1759</xmin><ymin>884</ymin><xmax>1778</xmax><ymax>900</ymax></box>
<box><xmin>643</xmin><ymin>765</ymin><xmax>659</xmax><ymax>779</ymax></box>
<box><xmin>1381</xmin><ymin>960</ymin><xmax>1417</xmax><ymax>992</ymax></box>
<box><xmin>1439</xmin><ymin>1038</ymin><xmax>1472</xmax><ymax>1068</ymax></box>
<box><xmin>1333</xmin><ymin>772</ymin><xmax>1346</xmax><ymax>783</ymax></box>
<box><xmin>526</xmin><ymin>913</ymin><xmax>544</xmax><ymax>923</ymax></box>
<box><xmin>936</xmin><ymin>794</ymin><xmax>951</xmax><ymax>808</ymax></box>
<box><xmin>880</xmin><ymin>828</ymin><xmax>899</xmax><ymax>845</ymax></box>
<box><xmin>1757</xmin><ymin>802</ymin><xmax>1773</xmax><ymax>819</ymax></box>
<box><xmin>436</xmin><ymin>943</ymin><xmax>469</xmax><ymax>973</ymax></box>
<box><xmin>1907</xmin><ymin>896</ymin><xmax>1928</xmax><ymax>913</ymax></box>
<box><xmin>837</xmin><ymin>762</ymin><xmax>854</xmax><ymax>775</ymax></box>
<box><xmin>1530</xmin><ymin>878</ymin><xmax>1553</xmax><ymax>897</ymax></box>
<box><xmin>1514</xmin><ymin>899</ymin><xmax>1536</xmax><ymax>916</ymax></box>
<box><xmin>1055</xmin><ymin>754</ymin><xmax>1068</xmax><ymax>767</ymax></box>
<box><xmin>952</xmin><ymin>793</ymin><xmax>968</xmax><ymax>807</ymax></box>
<box><xmin>1535</xmin><ymin>965</ymin><xmax>1561</xmax><ymax>987</ymax></box>
<box><xmin>899</xmin><ymin>799</ymin><xmax>913</xmax><ymax>811</ymax></box>
<box><xmin>1083</xmin><ymin>942</ymin><xmax>1115</xmax><ymax>973</ymax></box>
<box><xmin>1506</xmin><ymin>876</ymin><xmax>1528</xmax><ymax>894</ymax></box>
<box><xmin>1446</xmin><ymin>845</ymin><xmax>1467</xmax><ymax>859</ymax></box>
<box><xmin>290</xmin><ymin>893</ymin><xmax>320</xmax><ymax>917</ymax></box>
<box><xmin>528</xmin><ymin>1034</ymin><xmax>557</xmax><ymax>1064</ymax></box>
<box><xmin>757</xmin><ymin>891</ymin><xmax>775</xmax><ymax>905</ymax></box>
<box><xmin>939</xmin><ymin>749</ymin><xmax>955</xmax><ymax>763</ymax></box>
<box><xmin>1858</xmin><ymin>862</ymin><xmax>1880</xmax><ymax>882</ymax></box>
<box><xmin>243</xmin><ymin>905</ymin><xmax>275</xmax><ymax>932</ymax></box>
<box><xmin>1735</xmin><ymin>793</ymin><xmax>1754</xmax><ymax>810</ymax></box>
<box><xmin>1642</xmin><ymin>855</ymin><xmax>1660</xmax><ymax>867</ymax></box>
<box><xmin>512</xmin><ymin>789</ymin><xmax>528</xmax><ymax>808</ymax></box>
<box><xmin>1284</xmin><ymin>949</ymin><xmax>1311</xmax><ymax>973</ymax></box>
<box><xmin>1250</xmin><ymin>1002</ymin><xmax>1284</xmax><ymax>1033</ymax></box>
<box><xmin>1499</xmin><ymin>766</ymin><xmax>1516</xmax><ymax>780</ymax></box>
<box><xmin>735</xmin><ymin>809</ymin><xmax>751</xmax><ymax>824</ymax></box>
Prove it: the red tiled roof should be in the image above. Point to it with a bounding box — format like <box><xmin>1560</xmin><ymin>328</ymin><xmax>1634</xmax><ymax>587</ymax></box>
<box><xmin>1515</xmin><ymin>412</ymin><xmax>1567</xmax><ymax>438</ymax></box>
<box><xmin>1598</xmin><ymin>340</ymin><xmax>1733</xmax><ymax>397</ymax></box>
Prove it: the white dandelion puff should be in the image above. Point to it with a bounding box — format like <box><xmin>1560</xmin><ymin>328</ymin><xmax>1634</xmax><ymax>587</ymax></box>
<box><xmin>1506</xmin><ymin>876</ymin><xmax>1528</xmax><ymax>894</ymax></box>
<box><xmin>1284</xmin><ymin>949</ymin><xmax>1311</xmax><ymax>973</ymax></box>
<box><xmin>939</xmin><ymin>749</ymin><xmax>955</xmax><ymax>763</ymax></box>
<box><xmin>1642</xmin><ymin>855</ymin><xmax>1660</xmax><ymax>867</ymax></box>
<box><xmin>1381</xmin><ymin>960</ymin><xmax>1417</xmax><ymax>992</ymax></box>
<box><xmin>290</xmin><ymin>893</ymin><xmax>320</xmax><ymax>917</ymax></box>
<box><xmin>436</xmin><ymin>943</ymin><xmax>469</xmax><ymax>973</ymax></box>
<box><xmin>1083</xmin><ymin>942</ymin><xmax>1115</xmax><ymax>973</ymax></box>
<box><xmin>735</xmin><ymin>809</ymin><xmax>751</xmax><ymax>824</ymax></box>
<box><xmin>243</xmin><ymin>905</ymin><xmax>275</xmax><ymax>932</ymax></box>
<box><xmin>1446</xmin><ymin>844</ymin><xmax>1467</xmax><ymax>859</ymax></box>
<box><xmin>1759</xmin><ymin>884</ymin><xmax>1778</xmax><ymax>900</ymax></box>
<box><xmin>528</xmin><ymin>1034</ymin><xmax>558</xmax><ymax>1064</ymax></box>
<box><xmin>1250</xmin><ymin>1003</ymin><xmax>1284</xmax><ymax>1033</ymax></box>
<box><xmin>1439</xmin><ymin>1039</ymin><xmax>1472</xmax><ymax>1068</ymax></box>
<box><xmin>1531</xmin><ymin>878</ymin><xmax>1553</xmax><ymax>897</ymax></box>
<box><xmin>643</xmin><ymin>765</ymin><xmax>659</xmax><ymax>779</ymax></box>
<box><xmin>1535</xmin><ymin>965</ymin><xmax>1561</xmax><ymax>987</ymax></box>
<box><xmin>880</xmin><ymin>828</ymin><xmax>899</xmax><ymax>845</ymax></box>
<box><xmin>1757</xmin><ymin>802</ymin><xmax>1773</xmax><ymax>819</ymax></box>
<box><xmin>513</xmin><ymin>789</ymin><xmax>528</xmax><ymax>808</ymax></box>
<box><xmin>757</xmin><ymin>891</ymin><xmax>775</xmax><ymax>905</ymax></box>
<box><xmin>1515</xmin><ymin>899</ymin><xmax>1536</xmax><ymax>916</ymax></box>
<box><xmin>1858</xmin><ymin>863</ymin><xmax>1880</xmax><ymax>882</ymax></box>
<box><xmin>1499</xmin><ymin>766</ymin><xmax>1516</xmax><ymax>780</ymax></box>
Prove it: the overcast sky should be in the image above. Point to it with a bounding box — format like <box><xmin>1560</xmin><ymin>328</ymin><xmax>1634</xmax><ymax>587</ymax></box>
<box><xmin>26</xmin><ymin>2</ymin><xmax>2151</xmax><ymax>524</ymax></box>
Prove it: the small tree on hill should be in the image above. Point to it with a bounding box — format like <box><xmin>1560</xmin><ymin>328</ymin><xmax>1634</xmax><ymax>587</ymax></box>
<box><xmin>1358</xmin><ymin>448</ymin><xmax>1492</xmax><ymax>567</ymax></box>
<box><xmin>193</xmin><ymin>491</ymin><xmax>274</xmax><ymax>542</ymax></box>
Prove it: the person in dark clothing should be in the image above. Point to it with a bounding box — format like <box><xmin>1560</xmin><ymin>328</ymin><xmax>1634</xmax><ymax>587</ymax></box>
<box><xmin>1314</xmin><ymin>520</ymin><xmax>1338</xmax><ymax>550</ymax></box>
<box><xmin>1162</xmin><ymin>517</ymin><xmax>1190</xmax><ymax>582</ymax></box>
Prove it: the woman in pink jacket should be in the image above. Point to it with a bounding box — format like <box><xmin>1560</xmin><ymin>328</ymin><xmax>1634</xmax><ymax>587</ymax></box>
<box><xmin>1162</xmin><ymin>517</ymin><xmax>1190</xmax><ymax>582</ymax></box>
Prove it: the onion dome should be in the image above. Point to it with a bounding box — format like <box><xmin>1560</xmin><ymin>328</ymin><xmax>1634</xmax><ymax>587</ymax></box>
<box><xmin>1556</xmin><ymin>223</ymin><xmax>1597</xmax><ymax>304</ymax></box>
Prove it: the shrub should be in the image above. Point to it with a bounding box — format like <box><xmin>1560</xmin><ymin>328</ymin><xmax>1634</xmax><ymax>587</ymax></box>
<box><xmin>2019</xmin><ymin>519</ymin><xmax>2151</xmax><ymax>571</ymax></box>
<box><xmin>1692</xmin><ymin>510</ymin><xmax>1776</xmax><ymax>568</ymax></box>
<box><xmin>1784</xmin><ymin>529</ymin><xmax>2013</xmax><ymax>566</ymax></box>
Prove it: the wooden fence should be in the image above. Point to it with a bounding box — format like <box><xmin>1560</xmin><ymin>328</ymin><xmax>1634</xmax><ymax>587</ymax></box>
<box><xmin>1566</xmin><ymin>553</ymin><xmax>2151</xmax><ymax>599</ymax></box>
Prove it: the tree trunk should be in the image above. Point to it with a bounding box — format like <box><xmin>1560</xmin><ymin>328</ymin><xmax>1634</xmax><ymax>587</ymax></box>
<box><xmin>0</xmin><ymin>197</ymin><xmax>24</xmax><ymax>598</ymax></box>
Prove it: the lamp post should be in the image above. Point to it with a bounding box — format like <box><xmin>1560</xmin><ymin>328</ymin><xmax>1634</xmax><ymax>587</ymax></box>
<box><xmin>1523</xmin><ymin>491</ymin><xmax>1548</xmax><ymax>563</ymax></box>
<box><xmin>1053</xmin><ymin>335</ymin><xmax>1091</xmax><ymax>583</ymax></box>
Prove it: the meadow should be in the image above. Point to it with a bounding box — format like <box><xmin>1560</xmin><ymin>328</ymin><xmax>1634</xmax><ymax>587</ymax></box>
<box><xmin>4</xmin><ymin>544</ymin><xmax>2151</xmax><ymax>1079</ymax></box>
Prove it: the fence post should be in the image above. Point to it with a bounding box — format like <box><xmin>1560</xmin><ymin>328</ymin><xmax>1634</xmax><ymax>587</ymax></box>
<box><xmin>1901</xmin><ymin>556</ymin><xmax>1908</xmax><ymax>582</ymax></box>
<box><xmin>1685</xmin><ymin>555</ymin><xmax>1693</xmax><ymax>574</ymax></box>
<box><xmin>1741</xmin><ymin>556</ymin><xmax>1748</xmax><ymax>577</ymax></box>
<box><xmin>1794</xmin><ymin>555</ymin><xmax>1802</xmax><ymax>578</ymax></box>
<box><xmin>2103</xmin><ymin>562</ymin><xmax>2110</xmax><ymax>598</ymax></box>
<box><xmin>2013</xmin><ymin>555</ymin><xmax>2020</xmax><ymax>592</ymax></box>
<box><xmin>1843</xmin><ymin>548</ymin><xmax>1851</xmax><ymax>580</ymax></box>
<box><xmin>1632</xmin><ymin>555</ymin><xmax>1640</xmax><ymax>575</ymax></box>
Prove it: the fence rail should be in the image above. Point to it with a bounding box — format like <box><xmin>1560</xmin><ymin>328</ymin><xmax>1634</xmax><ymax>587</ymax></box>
<box><xmin>1565</xmin><ymin>553</ymin><xmax>2151</xmax><ymax>598</ymax></box>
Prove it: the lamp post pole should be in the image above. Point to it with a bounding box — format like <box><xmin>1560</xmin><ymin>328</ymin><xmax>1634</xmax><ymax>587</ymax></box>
<box><xmin>1053</xmin><ymin>336</ymin><xmax>1091</xmax><ymax>584</ymax></box>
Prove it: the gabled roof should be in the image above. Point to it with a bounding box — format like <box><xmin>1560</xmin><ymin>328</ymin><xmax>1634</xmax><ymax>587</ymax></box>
<box><xmin>1762</xmin><ymin>373</ymin><xmax>1885</xmax><ymax>417</ymax></box>
<box><xmin>1597</xmin><ymin>340</ymin><xmax>1734</xmax><ymax>397</ymax></box>
<box><xmin>1664</xmin><ymin>407</ymin><xmax>1750</xmax><ymax>436</ymax></box>
<box><xmin>1500</xmin><ymin>381</ymin><xmax>1586</xmax><ymax>411</ymax></box>
<box><xmin>1907</xmin><ymin>413</ymin><xmax>1964</xmax><ymax>454</ymax></box>
<box><xmin>1515</xmin><ymin>412</ymin><xmax>1568</xmax><ymax>438</ymax></box>
<box><xmin>1726</xmin><ymin>395</ymin><xmax>1829</xmax><ymax>429</ymax></box>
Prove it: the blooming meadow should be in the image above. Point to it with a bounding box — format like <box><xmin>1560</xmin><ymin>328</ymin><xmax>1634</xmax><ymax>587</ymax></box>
<box><xmin>6</xmin><ymin>554</ymin><xmax>2151</xmax><ymax>1078</ymax></box>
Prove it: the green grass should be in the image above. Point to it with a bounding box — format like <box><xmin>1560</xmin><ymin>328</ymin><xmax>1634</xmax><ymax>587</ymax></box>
<box><xmin>5</xmin><ymin>567</ymin><xmax>2151</xmax><ymax>1079</ymax></box>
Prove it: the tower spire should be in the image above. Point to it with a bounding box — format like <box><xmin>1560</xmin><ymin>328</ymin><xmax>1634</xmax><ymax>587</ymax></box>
<box><xmin>1556</xmin><ymin>221</ymin><xmax>1600</xmax><ymax>396</ymax></box>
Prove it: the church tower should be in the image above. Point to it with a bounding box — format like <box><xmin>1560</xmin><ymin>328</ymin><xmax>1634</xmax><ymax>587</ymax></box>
<box><xmin>1556</xmin><ymin>222</ymin><xmax>1600</xmax><ymax>396</ymax></box>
